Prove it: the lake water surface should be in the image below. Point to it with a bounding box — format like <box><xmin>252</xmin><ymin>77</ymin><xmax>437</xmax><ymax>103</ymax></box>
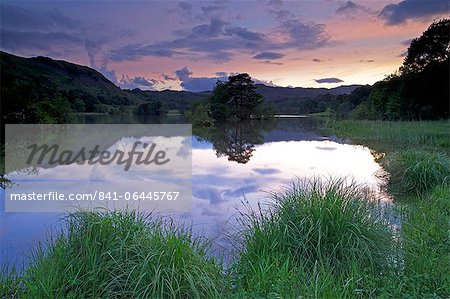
<box><xmin>1</xmin><ymin>115</ymin><xmax>390</xmax><ymax>267</ymax></box>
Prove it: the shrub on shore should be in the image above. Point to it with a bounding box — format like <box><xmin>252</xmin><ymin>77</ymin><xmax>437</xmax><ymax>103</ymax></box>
<box><xmin>383</xmin><ymin>149</ymin><xmax>449</xmax><ymax>195</ymax></box>
<box><xmin>6</xmin><ymin>210</ymin><xmax>224</xmax><ymax>298</ymax></box>
<box><xmin>232</xmin><ymin>178</ymin><xmax>392</xmax><ymax>297</ymax></box>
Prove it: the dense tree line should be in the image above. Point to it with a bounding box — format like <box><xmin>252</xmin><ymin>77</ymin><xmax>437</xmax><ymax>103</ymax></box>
<box><xmin>135</xmin><ymin>101</ymin><xmax>168</xmax><ymax>115</ymax></box>
<box><xmin>332</xmin><ymin>18</ymin><xmax>449</xmax><ymax>120</ymax></box>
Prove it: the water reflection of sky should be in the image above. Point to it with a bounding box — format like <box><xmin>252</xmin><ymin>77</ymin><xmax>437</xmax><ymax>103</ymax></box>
<box><xmin>1</xmin><ymin>128</ymin><xmax>388</xmax><ymax>268</ymax></box>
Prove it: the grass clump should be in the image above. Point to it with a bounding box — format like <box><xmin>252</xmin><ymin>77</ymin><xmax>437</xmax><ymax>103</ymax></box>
<box><xmin>6</xmin><ymin>210</ymin><xmax>224</xmax><ymax>298</ymax></box>
<box><xmin>383</xmin><ymin>149</ymin><xmax>450</xmax><ymax>195</ymax></box>
<box><xmin>232</xmin><ymin>178</ymin><xmax>392</xmax><ymax>297</ymax></box>
<box><xmin>396</xmin><ymin>184</ymin><xmax>450</xmax><ymax>297</ymax></box>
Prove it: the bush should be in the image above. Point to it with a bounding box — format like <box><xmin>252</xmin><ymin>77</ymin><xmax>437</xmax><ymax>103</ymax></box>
<box><xmin>10</xmin><ymin>210</ymin><xmax>224</xmax><ymax>298</ymax></box>
<box><xmin>232</xmin><ymin>178</ymin><xmax>392</xmax><ymax>297</ymax></box>
<box><xmin>383</xmin><ymin>149</ymin><xmax>450</xmax><ymax>195</ymax></box>
<box><xmin>185</xmin><ymin>103</ymin><xmax>214</xmax><ymax>127</ymax></box>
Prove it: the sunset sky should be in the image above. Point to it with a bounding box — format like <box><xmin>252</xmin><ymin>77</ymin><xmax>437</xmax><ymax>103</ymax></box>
<box><xmin>0</xmin><ymin>0</ymin><xmax>448</xmax><ymax>91</ymax></box>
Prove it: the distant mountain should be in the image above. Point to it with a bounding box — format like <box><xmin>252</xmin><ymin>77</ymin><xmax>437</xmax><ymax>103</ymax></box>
<box><xmin>254</xmin><ymin>84</ymin><xmax>362</xmax><ymax>102</ymax></box>
<box><xmin>1</xmin><ymin>51</ymin><xmax>365</xmax><ymax>122</ymax></box>
<box><xmin>128</xmin><ymin>89</ymin><xmax>208</xmax><ymax>112</ymax></box>
<box><xmin>0</xmin><ymin>51</ymin><xmax>140</xmax><ymax>117</ymax></box>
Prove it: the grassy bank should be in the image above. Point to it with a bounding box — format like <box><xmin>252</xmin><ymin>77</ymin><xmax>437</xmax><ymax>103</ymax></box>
<box><xmin>395</xmin><ymin>184</ymin><xmax>450</xmax><ymax>297</ymax></box>
<box><xmin>1</xmin><ymin>211</ymin><xmax>225</xmax><ymax>298</ymax></box>
<box><xmin>323</xmin><ymin>120</ymin><xmax>450</xmax><ymax>153</ymax></box>
<box><xmin>325</xmin><ymin>120</ymin><xmax>450</xmax><ymax>297</ymax></box>
<box><xmin>2</xmin><ymin>120</ymin><xmax>449</xmax><ymax>298</ymax></box>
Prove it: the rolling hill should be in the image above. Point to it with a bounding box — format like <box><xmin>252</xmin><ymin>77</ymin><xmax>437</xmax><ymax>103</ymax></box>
<box><xmin>1</xmin><ymin>51</ymin><xmax>363</xmax><ymax>123</ymax></box>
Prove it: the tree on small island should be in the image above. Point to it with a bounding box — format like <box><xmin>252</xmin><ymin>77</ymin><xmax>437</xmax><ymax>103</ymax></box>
<box><xmin>187</xmin><ymin>73</ymin><xmax>268</xmax><ymax>125</ymax></box>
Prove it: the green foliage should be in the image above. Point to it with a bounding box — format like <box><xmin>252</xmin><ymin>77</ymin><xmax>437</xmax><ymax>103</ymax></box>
<box><xmin>332</xmin><ymin>19</ymin><xmax>449</xmax><ymax>120</ymax></box>
<box><xmin>208</xmin><ymin>73</ymin><xmax>263</xmax><ymax>121</ymax></box>
<box><xmin>135</xmin><ymin>101</ymin><xmax>168</xmax><ymax>115</ymax></box>
<box><xmin>227</xmin><ymin>73</ymin><xmax>264</xmax><ymax>119</ymax></box>
<box><xmin>252</xmin><ymin>103</ymin><xmax>277</xmax><ymax>119</ymax></box>
<box><xmin>325</xmin><ymin>120</ymin><xmax>450</xmax><ymax>153</ymax></box>
<box><xmin>193</xmin><ymin>120</ymin><xmax>270</xmax><ymax>164</ymax></box>
<box><xmin>383</xmin><ymin>150</ymin><xmax>450</xmax><ymax>195</ymax></box>
<box><xmin>330</xmin><ymin>85</ymin><xmax>372</xmax><ymax>119</ymax></box>
<box><xmin>394</xmin><ymin>184</ymin><xmax>450</xmax><ymax>297</ymax></box>
<box><xmin>185</xmin><ymin>102</ymin><xmax>215</xmax><ymax>126</ymax></box>
<box><xmin>71</xmin><ymin>98</ymin><xmax>86</xmax><ymax>112</ymax></box>
<box><xmin>0</xmin><ymin>51</ymin><xmax>137</xmax><ymax>123</ymax></box>
<box><xmin>232</xmin><ymin>178</ymin><xmax>392</xmax><ymax>297</ymax></box>
<box><xmin>6</xmin><ymin>211</ymin><xmax>224</xmax><ymax>298</ymax></box>
<box><xmin>401</xmin><ymin>18</ymin><xmax>450</xmax><ymax>74</ymax></box>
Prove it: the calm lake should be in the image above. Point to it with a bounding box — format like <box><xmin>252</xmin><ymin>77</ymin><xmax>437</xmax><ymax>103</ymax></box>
<box><xmin>1</xmin><ymin>115</ymin><xmax>390</xmax><ymax>267</ymax></box>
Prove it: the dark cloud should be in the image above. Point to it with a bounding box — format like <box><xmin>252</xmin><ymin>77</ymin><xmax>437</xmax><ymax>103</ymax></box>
<box><xmin>314</xmin><ymin>77</ymin><xmax>344</xmax><ymax>83</ymax></box>
<box><xmin>0</xmin><ymin>4</ymin><xmax>79</xmax><ymax>31</ymax></box>
<box><xmin>253</xmin><ymin>52</ymin><xmax>285</xmax><ymax>60</ymax></box>
<box><xmin>174</xmin><ymin>67</ymin><xmax>276</xmax><ymax>91</ymax></box>
<box><xmin>118</xmin><ymin>75</ymin><xmax>157</xmax><ymax>90</ymax></box>
<box><xmin>258</xmin><ymin>60</ymin><xmax>284</xmax><ymax>65</ymax></box>
<box><xmin>0</xmin><ymin>30</ymin><xmax>82</xmax><ymax>53</ymax></box>
<box><xmin>379</xmin><ymin>0</ymin><xmax>449</xmax><ymax>25</ymax></box>
<box><xmin>312</xmin><ymin>58</ymin><xmax>321</xmax><ymax>62</ymax></box>
<box><xmin>278</xmin><ymin>18</ymin><xmax>330</xmax><ymax>49</ymax></box>
<box><xmin>0</xmin><ymin>4</ymin><xmax>136</xmax><ymax>88</ymax></box>
<box><xmin>270</xmin><ymin>8</ymin><xmax>294</xmax><ymax>20</ymax></box>
<box><xmin>336</xmin><ymin>1</ymin><xmax>359</xmax><ymax>14</ymax></box>
<box><xmin>225</xmin><ymin>26</ymin><xmax>265</xmax><ymax>41</ymax></box>
<box><xmin>111</xmin><ymin>18</ymin><xmax>253</xmax><ymax>63</ymax></box>
<box><xmin>178</xmin><ymin>1</ymin><xmax>193</xmax><ymax>11</ymax></box>
<box><xmin>175</xmin><ymin>67</ymin><xmax>193</xmax><ymax>81</ymax></box>
<box><xmin>175</xmin><ymin>66</ymin><xmax>227</xmax><ymax>92</ymax></box>
<box><xmin>336</xmin><ymin>1</ymin><xmax>371</xmax><ymax>14</ymax></box>
<box><xmin>267</xmin><ymin>0</ymin><xmax>284</xmax><ymax>7</ymax></box>
<box><xmin>359</xmin><ymin>59</ymin><xmax>375</xmax><ymax>63</ymax></box>
<box><xmin>192</xmin><ymin>18</ymin><xmax>228</xmax><ymax>38</ymax></box>
<box><xmin>166</xmin><ymin>1</ymin><xmax>193</xmax><ymax>15</ymax></box>
<box><xmin>0</xmin><ymin>4</ymin><xmax>83</xmax><ymax>56</ymax></box>
<box><xmin>110</xmin><ymin>44</ymin><xmax>181</xmax><ymax>62</ymax></box>
<box><xmin>200</xmin><ymin>5</ymin><xmax>223</xmax><ymax>16</ymax></box>
<box><xmin>111</xmin><ymin>16</ymin><xmax>331</xmax><ymax>63</ymax></box>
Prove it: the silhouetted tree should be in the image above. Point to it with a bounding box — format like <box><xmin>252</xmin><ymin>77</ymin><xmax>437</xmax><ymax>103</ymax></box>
<box><xmin>227</xmin><ymin>73</ymin><xmax>264</xmax><ymax>119</ymax></box>
<box><xmin>401</xmin><ymin>18</ymin><xmax>449</xmax><ymax>75</ymax></box>
<box><xmin>208</xmin><ymin>73</ymin><xmax>263</xmax><ymax>120</ymax></box>
<box><xmin>349</xmin><ymin>19</ymin><xmax>449</xmax><ymax>120</ymax></box>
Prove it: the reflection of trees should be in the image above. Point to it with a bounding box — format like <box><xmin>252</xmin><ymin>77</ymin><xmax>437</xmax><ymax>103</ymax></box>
<box><xmin>194</xmin><ymin>120</ymin><xmax>275</xmax><ymax>164</ymax></box>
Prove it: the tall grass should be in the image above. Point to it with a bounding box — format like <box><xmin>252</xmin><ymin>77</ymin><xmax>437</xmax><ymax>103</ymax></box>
<box><xmin>392</xmin><ymin>184</ymin><xmax>450</xmax><ymax>297</ymax></box>
<box><xmin>232</xmin><ymin>178</ymin><xmax>392</xmax><ymax>297</ymax></box>
<box><xmin>4</xmin><ymin>210</ymin><xmax>224</xmax><ymax>298</ymax></box>
<box><xmin>383</xmin><ymin>149</ymin><xmax>450</xmax><ymax>195</ymax></box>
<box><xmin>324</xmin><ymin>120</ymin><xmax>450</xmax><ymax>152</ymax></box>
